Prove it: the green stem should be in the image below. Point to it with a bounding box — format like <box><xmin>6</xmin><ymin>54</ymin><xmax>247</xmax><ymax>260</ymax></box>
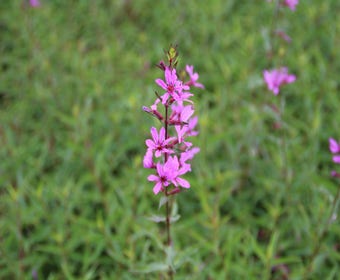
<box><xmin>303</xmin><ymin>187</ymin><xmax>340</xmax><ymax>279</ymax></box>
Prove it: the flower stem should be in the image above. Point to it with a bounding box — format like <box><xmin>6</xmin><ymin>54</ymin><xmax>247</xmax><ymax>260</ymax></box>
<box><xmin>164</xmin><ymin>103</ymin><xmax>174</xmax><ymax>279</ymax></box>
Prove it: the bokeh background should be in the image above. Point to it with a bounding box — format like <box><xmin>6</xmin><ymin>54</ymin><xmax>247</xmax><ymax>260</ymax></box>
<box><xmin>1</xmin><ymin>0</ymin><xmax>339</xmax><ymax>279</ymax></box>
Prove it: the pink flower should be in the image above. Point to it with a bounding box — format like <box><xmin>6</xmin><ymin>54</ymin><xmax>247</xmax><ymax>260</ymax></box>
<box><xmin>29</xmin><ymin>0</ymin><xmax>40</xmax><ymax>7</ymax></box>
<box><xmin>185</xmin><ymin>116</ymin><xmax>199</xmax><ymax>137</ymax></box>
<box><xmin>148</xmin><ymin>161</ymin><xmax>176</xmax><ymax>194</ymax></box>
<box><xmin>329</xmin><ymin>138</ymin><xmax>340</xmax><ymax>154</ymax></box>
<box><xmin>147</xmin><ymin>156</ymin><xmax>190</xmax><ymax>194</ymax></box>
<box><xmin>329</xmin><ymin>138</ymin><xmax>340</xmax><ymax>164</ymax></box>
<box><xmin>155</xmin><ymin>67</ymin><xmax>189</xmax><ymax>104</ymax></box>
<box><xmin>263</xmin><ymin>67</ymin><xmax>296</xmax><ymax>95</ymax></box>
<box><xmin>166</xmin><ymin>156</ymin><xmax>191</xmax><ymax>189</ymax></box>
<box><xmin>283</xmin><ymin>0</ymin><xmax>298</xmax><ymax>11</ymax></box>
<box><xmin>185</xmin><ymin>65</ymin><xmax>204</xmax><ymax>89</ymax></box>
<box><xmin>146</xmin><ymin>127</ymin><xmax>174</xmax><ymax>157</ymax></box>
<box><xmin>169</xmin><ymin>104</ymin><xmax>194</xmax><ymax>125</ymax></box>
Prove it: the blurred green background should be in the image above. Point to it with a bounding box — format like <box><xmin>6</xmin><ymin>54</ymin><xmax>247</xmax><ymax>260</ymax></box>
<box><xmin>1</xmin><ymin>0</ymin><xmax>339</xmax><ymax>279</ymax></box>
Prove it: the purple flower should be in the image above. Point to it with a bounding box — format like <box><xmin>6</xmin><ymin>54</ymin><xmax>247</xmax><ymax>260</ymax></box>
<box><xmin>166</xmin><ymin>156</ymin><xmax>191</xmax><ymax>189</ymax></box>
<box><xmin>185</xmin><ymin>65</ymin><xmax>204</xmax><ymax>89</ymax></box>
<box><xmin>143</xmin><ymin>49</ymin><xmax>201</xmax><ymax>195</ymax></box>
<box><xmin>156</xmin><ymin>67</ymin><xmax>189</xmax><ymax>104</ymax></box>
<box><xmin>329</xmin><ymin>138</ymin><xmax>340</xmax><ymax>164</ymax></box>
<box><xmin>283</xmin><ymin>0</ymin><xmax>299</xmax><ymax>11</ymax></box>
<box><xmin>29</xmin><ymin>0</ymin><xmax>40</xmax><ymax>7</ymax></box>
<box><xmin>263</xmin><ymin>67</ymin><xmax>296</xmax><ymax>95</ymax></box>
<box><xmin>148</xmin><ymin>161</ymin><xmax>176</xmax><ymax>194</ymax></box>
<box><xmin>329</xmin><ymin>138</ymin><xmax>340</xmax><ymax>154</ymax></box>
<box><xmin>146</xmin><ymin>127</ymin><xmax>174</xmax><ymax>157</ymax></box>
<box><xmin>169</xmin><ymin>104</ymin><xmax>194</xmax><ymax>125</ymax></box>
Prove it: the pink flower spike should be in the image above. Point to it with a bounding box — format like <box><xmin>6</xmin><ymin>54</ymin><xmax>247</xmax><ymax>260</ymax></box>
<box><xmin>329</xmin><ymin>138</ymin><xmax>340</xmax><ymax>154</ymax></box>
<box><xmin>283</xmin><ymin>0</ymin><xmax>298</xmax><ymax>11</ymax></box>
<box><xmin>29</xmin><ymin>0</ymin><xmax>40</xmax><ymax>7</ymax></box>
<box><xmin>146</xmin><ymin>127</ymin><xmax>174</xmax><ymax>157</ymax></box>
<box><xmin>185</xmin><ymin>65</ymin><xmax>204</xmax><ymax>89</ymax></box>
<box><xmin>263</xmin><ymin>67</ymin><xmax>296</xmax><ymax>95</ymax></box>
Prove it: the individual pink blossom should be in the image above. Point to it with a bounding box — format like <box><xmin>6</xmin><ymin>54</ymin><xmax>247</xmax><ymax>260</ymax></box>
<box><xmin>329</xmin><ymin>138</ymin><xmax>340</xmax><ymax>154</ymax></box>
<box><xmin>155</xmin><ymin>67</ymin><xmax>190</xmax><ymax>104</ymax></box>
<box><xmin>148</xmin><ymin>156</ymin><xmax>191</xmax><ymax>194</ymax></box>
<box><xmin>148</xmin><ymin>161</ymin><xmax>176</xmax><ymax>194</ymax></box>
<box><xmin>283</xmin><ymin>0</ymin><xmax>298</xmax><ymax>11</ymax></box>
<box><xmin>166</xmin><ymin>156</ymin><xmax>191</xmax><ymax>189</ymax></box>
<box><xmin>263</xmin><ymin>67</ymin><xmax>296</xmax><ymax>95</ymax></box>
<box><xmin>169</xmin><ymin>104</ymin><xmax>194</xmax><ymax>125</ymax></box>
<box><xmin>175</xmin><ymin>125</ymin><xmax>192</xmax><ymax>148</ymax></box>
<box><xmin>29</xmin><ymin>0</ymin><xmax>40</xmax><ymax>7</ymax></box>
<box><xmin>146</xmin><ymin>127</ymin><xmax>175</xmax><ymax>158</ymax></box>
<box><xmin>329</xmin><ymin>138</ymin><xmax>340</xmax><ymax>164</ymax></box>
<box><xmin>185</xmin><ymin>65</ymin><xmax>204</xmax><ymax>89</ymax></box>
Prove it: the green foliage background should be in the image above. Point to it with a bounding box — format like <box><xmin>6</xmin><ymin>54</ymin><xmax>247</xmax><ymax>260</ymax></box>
<box><xmin>1</xmin><ymin>0</ymin><xmax>339</xmax><ymax>279</ymax></box>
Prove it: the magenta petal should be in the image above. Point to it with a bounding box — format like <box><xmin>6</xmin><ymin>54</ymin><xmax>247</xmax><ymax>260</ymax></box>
<box><xmin>147</xmin><ymin>174</ymin><xmax>159</xmax><ymax>182</ymax></box>
<box><xmin>159</xmin><ymin>127</ymin><xmax>165</xmax><ymax>142</ymax></box>
<box><xmin>177</xmin><ymin>177</ymin><xmax>190</xmax><ymax>189</ymax></box>
<box><xmin>155</xmin><ymin>79</ymin><xmax>167</xmax><ymax>90</ymax></box>
<box><xmin>150</xmin><ymin>127</ymin><xmax>158</xmax><ymax>142</ymax></box>
<box><xmin>146</xmin><ymin>139</ymin><xmax>155</xmax><ymax>149</ymax></box>
<box><xmin>153</xmin><ymin>182</ymin><xmax>163</xmax><ymax>194</ymax></box>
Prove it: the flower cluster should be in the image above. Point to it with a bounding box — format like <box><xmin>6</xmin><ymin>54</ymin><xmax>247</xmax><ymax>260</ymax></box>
<box><xmin>329</xmin><ymin>138</ymin><xmax>340</xmax><ymax>177</ymax></box>
<box><xmin>263</xmin><ymin>67</ymin><xmax>296</xmax><ymax>95</ymax></box>
<box><xmin>263</xmin><ymin>0</ymin><xmax>298</xmax><ymax>94</ymax></box>
<box><xmin>143</xmin><ymin>47</ymin><xmax>202</xmax><ymax>195</ymax></box>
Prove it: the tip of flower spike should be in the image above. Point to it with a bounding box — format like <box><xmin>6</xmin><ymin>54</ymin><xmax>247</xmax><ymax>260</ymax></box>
<box><xmin>166</xmin><ymin>44</ymin><xmax>179</xmax><ymax>68</ymax></box>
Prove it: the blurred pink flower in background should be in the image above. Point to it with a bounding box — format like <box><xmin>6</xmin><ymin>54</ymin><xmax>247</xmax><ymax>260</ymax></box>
<box><xmin>29</xmin><ymin>0</ymin><xmax>40</xmax><ymax>7</ymax></box>
<box><xmin>283</xmin><ymin>0</ymin><xmax>299</xmax><ymax>11</ymax></box>
<box><xmin>263</xmin><ymin>67</ymin><xmax>296</xmax><ymax>95</ymax></box>
<box><xmin>329</xmin><ymin>138</ymin><xmax>340</xmax><ymax>164</ymax></box>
